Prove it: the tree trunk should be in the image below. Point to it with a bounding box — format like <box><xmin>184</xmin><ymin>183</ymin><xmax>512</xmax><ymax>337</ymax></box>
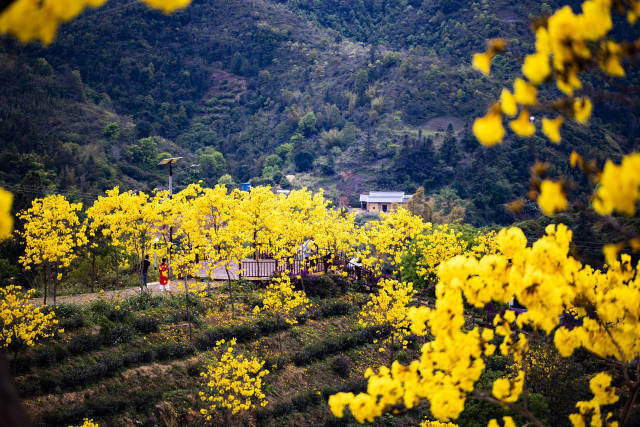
<box><xmin>115</xmin><ymin>254</ymin><xmax>120</xmax><ymax>286</ymax></box>
<box><xmin>185</xmin><ymin>274</ymin><xmax>192</xmax><ymax>344</ymax></box>
<box><xmin>43</xmin><ymin>263</ymin><xmax>50</xmax><ymax>306</ymax></box>
<box><xmin>52</xmin><ymin>274</ymin><xmax>57</xmax><ymax>306</ymax></box>
<box><xmin>90</xmin><ymin>252</ymin><xmax>96</xmax><ymax>293</ymax></box>
<box><xmin>225</xmin><ymin>265</ymin><xmax>235</xmax><ymax>318</ymax></box>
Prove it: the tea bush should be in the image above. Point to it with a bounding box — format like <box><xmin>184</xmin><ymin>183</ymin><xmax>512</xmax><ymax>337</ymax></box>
<box><xmin>331</xmin><ymin>355</ymin><xmax>352</xmax><ymax>378</ymax></box>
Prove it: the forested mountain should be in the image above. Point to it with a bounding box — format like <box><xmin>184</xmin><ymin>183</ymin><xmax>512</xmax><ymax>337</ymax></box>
<box><xmin>1</xmin><ymin>0</ymin><xmax>638</xmax><ymax>224</ymax></box>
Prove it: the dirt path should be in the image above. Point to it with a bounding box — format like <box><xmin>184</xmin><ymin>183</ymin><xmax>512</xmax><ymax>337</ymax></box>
<box><xmin>30</xmin><ymin>279</ymin><xmax>224</xmax><ymax>306</ymax></box>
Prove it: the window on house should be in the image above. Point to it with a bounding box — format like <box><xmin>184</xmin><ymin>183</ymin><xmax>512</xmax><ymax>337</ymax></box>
<box><xmin>382</xmin><ymin>204</ymin><xmax>388</xmax><ymax>212</ymax></box>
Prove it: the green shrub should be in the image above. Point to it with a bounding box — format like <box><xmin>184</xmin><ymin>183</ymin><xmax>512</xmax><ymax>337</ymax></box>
<box><xmin>54</xmin><ymin>303</ymin><xmax>81</xmax><ymax>317</ymax></box>
<box><xmin>89</xmin><ymin>299</ymin><xmax>113</xmax><ymax>316</ymax></box>
<box><xmin>292</xmin><ymin>324</ymin><xmax>391</xmax><ymax>366</ymax></box>
<box><xmin>132</xmin><ymin>315</ymin><xmax>160</xmax><ymax>333</ymax></box>
<box><xmin>123</xmin><ymin>349</ymin><xmax>153</xmax><ymax>366</ymax></box>
<box><xmin>331</xmin><ymin>355</ymin><xmax>352</xmax><ymax>378</ymax></box>
<box><xmin>68</xmin><ymin>333</ymin><xmax>102</xmax><ymax>355</ymax></box>
<box><xmin>100</xmin><ymin>324</ymin><xmax>135</xmax><ymax>345</ymax></box>
<box><xmin>315</xmin><ymin>300</ymin><xmax>352</xmax><ymax>318</ymax></box>
<box><xmin>105</xmin><ymin>307</ymin><xmax>131</xmax><ymax>323</ymax></box>
<box><xmin>155</xmin><ymin>343</ymin><xmax>194</xmax><ymax>361</ymax></box>
<box><xmin>125</xmin><ymin>290</ymin><xmax>164</xmax><ymax>310</ymax></box>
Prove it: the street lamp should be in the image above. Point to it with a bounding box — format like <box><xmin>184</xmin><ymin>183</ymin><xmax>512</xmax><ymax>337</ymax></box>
<box><xmin>158</xmin><ymin>157</ymin><xmax>183</xmax><ymax>197</ymax></box>
<box><xmin>158</xmin><ymin>157</ymin><xmax>182</xmax><ymax>280</ymax></box>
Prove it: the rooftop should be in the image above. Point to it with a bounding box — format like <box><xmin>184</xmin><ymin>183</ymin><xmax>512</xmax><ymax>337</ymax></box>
<box><xmin>360</xmin><ymin>191</ymin><xmax>412</xmax><ymax>203</ymax></box>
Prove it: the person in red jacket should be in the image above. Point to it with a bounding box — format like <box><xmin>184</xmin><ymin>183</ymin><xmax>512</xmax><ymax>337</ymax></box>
<box><xmin>159</xmin><ymin>258</ymin><xmax>170</xmax><ymax>291</ymax></box>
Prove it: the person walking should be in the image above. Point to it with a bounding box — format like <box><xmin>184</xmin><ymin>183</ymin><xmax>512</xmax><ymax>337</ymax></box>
<box><xmin>142</xmin><ymin>254</ymin><xmax>151</xmax><ymax>288</ymax></box>
<box><xmin>159</xmin><ymin>258</ymin><xmax>170</xmax><ymax>291</ymax></box>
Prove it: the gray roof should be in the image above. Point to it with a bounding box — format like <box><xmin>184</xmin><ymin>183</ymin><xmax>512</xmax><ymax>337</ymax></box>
<box><xmin>360</xmin><ymin>191</ymin><xmax>412</xmax><ymax>203</ymax></box>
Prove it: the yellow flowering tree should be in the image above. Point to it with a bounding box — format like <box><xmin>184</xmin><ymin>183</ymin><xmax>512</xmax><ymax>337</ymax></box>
<box><xmin>239</xmin><ymin>186</ymin><xmax>279</xmax><ymax>260</ymax></box>
<box><xmin>402</xmin><ymin>226</ymin><xmax>498</xmax><ymax>292</ymax></box>
<box><xmin>198</xmin><ymin>338</ymin><xmax>269</xmax><ymax>424</ymax></box>
<box><xmin>358</xmin><ymin>278</ymin><xmax>417</xmax><ymax>363</ymax></box>
<box><xmin>359</xmin><ymin>208</ymin><xmax>428</xmax><ymax>276</ymax></box>
<box><xmin>166</xmin><ymin>183</ymin><xmax>210</xmax><ymax>342</ymax></box>
<box><xmin>196</xmin><ymin>185</ymin><xmax>252</xmax><ymax>316</ymax></box>
<box><xmin>253</xmin><ymin>272</ymin><xmax>310</xmax><ymax>354</ymax></box>
<box><xmin>18</xmin><ymin>194</ymin><xmax>87</xmax><ymax>305</ymax></box>
<box><xmin>268</xmin><ymin>188</ymin><xmax>331</xmax><ymax>287</ymax></box>
<box><xmin>87</xmin><ymin>187</ymin><xmax>162</xmax><ymax>291</ymax></box>
<box><xmin>0</xmin><ymin>0</ymin><xmax>191</xmax><ymax>45</ymax></box>
<box><xmin>0</xmin><ymin>285</ymin><xmax>59</xmax><ymax>359</ymax></box>
<box><xmin>413</xmin><ymin>225</ymin><xmax>470</xmax><ymax>285</ymax></box>
<box><xmin>330</xmin><ymin>223</ymin><xmax>640</xmax><ymax>426</ymax></box>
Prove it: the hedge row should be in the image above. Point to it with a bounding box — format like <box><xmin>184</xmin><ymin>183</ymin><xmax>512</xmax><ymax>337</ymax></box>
<box><xmin>255</xmin><ymin>379</ymin><xmax>367</xmax><ymax>423</ymax></box>
<box><xmin>17</xmin><ymin>343</ymin><xmax>194</xmax><ymax>397</ymax></box>
<box><xmin>194</xmin><ymin>299</ymin><xmax>357</xmax><ymax>350</ymax></box>
<box><xmin>11</xmin><ymin>315</ymin><xmax>160</xmax><ymax>374</ymax></box>
<box><xmin>21</xmin><ymin>299</ymin><xmax>359</xmax><ymax>396</ymax></box>
<box><xmin>292</xmin><ymin>324</ymin><xmax>391</xmax><ymax>366</ymax></box>
<box><xmin>41</xmin><ymin>388</ymin><xmax>164</xmax><ymax>426</ymax></box>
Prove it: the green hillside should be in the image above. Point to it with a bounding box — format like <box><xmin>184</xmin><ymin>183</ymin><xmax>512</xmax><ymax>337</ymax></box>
<box><xmin>1</xmin><ymin>0</ymin><xmax>638</xmax><ymax>223</ymax></box>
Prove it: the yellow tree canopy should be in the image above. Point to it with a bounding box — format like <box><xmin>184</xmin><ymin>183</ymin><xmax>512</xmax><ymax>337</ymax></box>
<box><xmin>18</xmin><ymin>194</ymin><xmax>87</xmax><ymax>279</ymax></box>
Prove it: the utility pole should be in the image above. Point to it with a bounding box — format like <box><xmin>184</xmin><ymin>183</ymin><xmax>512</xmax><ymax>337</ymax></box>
<box><xmin>158</xmin><ymin>157</ymin><xmax>183</xmax><ymax>279</ymax></box>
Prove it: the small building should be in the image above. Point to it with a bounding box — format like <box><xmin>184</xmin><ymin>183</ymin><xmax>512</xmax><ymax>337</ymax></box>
<box><xmin>359</xmin><ymin>191</ymin><xmax>412</xmax><ymax>214</ymax></box>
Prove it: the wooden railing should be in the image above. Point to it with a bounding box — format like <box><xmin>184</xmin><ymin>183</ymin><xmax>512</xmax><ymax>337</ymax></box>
<box><xmin>238</xmin><ymin>254</ymin><xmax>374</xmax><ymax>281</ymax></box>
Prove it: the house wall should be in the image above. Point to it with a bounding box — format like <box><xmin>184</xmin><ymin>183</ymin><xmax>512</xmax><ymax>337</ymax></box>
<box><xmin>364</xmin><ymin>202</ymin><xmax>407</xmax><ymax>214</ymax></box>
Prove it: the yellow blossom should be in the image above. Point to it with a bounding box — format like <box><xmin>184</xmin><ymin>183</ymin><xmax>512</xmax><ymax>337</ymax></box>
<box><xmin>599</xmin><ymin>40</ymin><xmax>625</xmax><ymax>77</ymax></box>
<box><xmin>0</xmin><ymin>188</ymin><xmax>13</xmax><ymax>240</ymax></box>
<box><xmin>513</xmin><ymin>78</ymin><xmax>537</xmax><ymax>105</ymax></box>
<box><xmin>499</xmin><ymin>89</ymin><xmax>517</xmax><ymax>117</ymax></box>
<box><xmin>472</xmin><ymin>52</ymin><xmax>492</xmax><ymax>75</ymax></box>
<box><xmin>522</xmin><ymin>52</ymin><xmax>551</xmax><ymax>84</ymax></box>
<box><xmin>573</xmin><ymin>97</ymin><xmax>592</xmax><ymax>123</ymax></box>
<box><xmin>593</xmin><ymin>153</ymin><xmax>640</xmax><ymax>215</ymax></box>
<box><xmin>538</xmin><ymin>180</ymin><xmax>567</xmax><ymax>215</ymax></box>
<box><xmin>509</xmin><ymin>109</ymin><xmax>535</xmax><ymax>137</ymax></box>
<box><xmin>473</xmin><ymin>106</ymin><xmax>504</xmax><ymax>146</ymax></box>
<box><xmin>541</xmin><ymin>116</ymin><xmax>564</xmax><ymax>143</ymax></box>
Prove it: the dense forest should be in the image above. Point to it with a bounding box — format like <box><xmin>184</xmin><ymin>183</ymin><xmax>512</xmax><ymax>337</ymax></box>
<box><xmin>0</xmin><ymin>0</ymin><xmax>638</xmax><ymax>225</ymax></box>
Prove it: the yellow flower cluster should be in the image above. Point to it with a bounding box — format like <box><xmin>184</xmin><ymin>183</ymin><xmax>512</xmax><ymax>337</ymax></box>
<box><xmin>471</xmin><ymin>0</ymin><xmax>637</xmax><ymax>145</ymax></box>
<box><xmin>331</xmin><ymin>223</ymin><xmax>640</xmax><ymax>426</ymax></box>
<box><xmin>46</xmin><ymin>184</ymin><xmax>358</xmax><ymax>294</ymax></box>
<box><xmin>0</xmin><ymin>187</ymin><xmax>13</xmax><ymax>240</ymax></box>
<box><xmin>420</xmin><ymin>420</ymin><xmax>459</xmax><ymax>427</ymax></box>
<box><xmin>593</xmin><ymin>153</ymin><xmax>640</xmax><ymax>216</ymax></box>
<box><xmin>569</xmin><ymin>373</ymin><xmax>619</xmax><ymax>427</ymax></box>
<box><xmin>359</xmin><ymin>208</ymin><xmax>429</xmax><ymax>275</ymax></box>
<box><xmin>0</xmin><ymin>285</ymin><xmax>59</xmax><ymax>350</ymax></box>
<box><xmin>358</xmin><ymin>279</ymin><xmax>417</xmax><ymax>351</ymax></box>
<box><xmin>538</xmin><ymin>180</ymin><xmax>567</xmax><ymax>216</ymax></box>
<box><xmin>488</xmin><ymin>417</ymin><xmax>516</xmax><ymax>427</ymax></box>
<box><xmin>88</xmin><ymin>187</ymin><xmax>168</xmax><ymax>267</ymax></box>
<box><xmin>71</xmin><ymin>418</ymin><xmax>99</xmax><ymax>427</ymax></box>
<box><xmin>254</xmin><ymin>273</ymin><xmax>310</xmax><ymax>325</ymax></box>
<box><xmin>414</xmin><ymin>225</ymin><xmax>470</xmax><ymax>281</ymax></box>
<box><xmin>198</xmin><ymin>338</ymin><xmax>269</xmax><ymax>418</ymax></box>
<box><xmin>0</xmin><ymin>0</ymin><xmax>191</xmax><ymax>45</ymax></box>
<box><xmin>407</xmin><ymin>226</ymin><xmax>498</xmax><ymax>288</ymax></box>
<box><xmin>18</xmin><ymin>194</ymin><xmax>87</xmax><ymax>282</ymax></box>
